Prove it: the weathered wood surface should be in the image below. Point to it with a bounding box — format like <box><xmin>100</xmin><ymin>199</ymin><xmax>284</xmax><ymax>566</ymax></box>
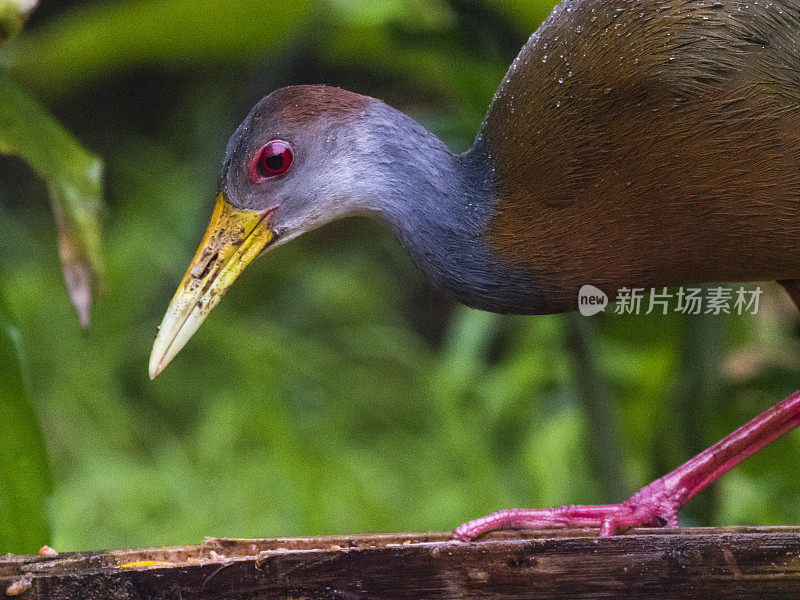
<box><xmin>3</xmin><ymin>527</ymin><xmax>800</xmax><ymax>599</ymax></box>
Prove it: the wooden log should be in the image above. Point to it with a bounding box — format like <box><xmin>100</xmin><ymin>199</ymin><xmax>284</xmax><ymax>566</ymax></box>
<box><xmin>3</xmin><ymin>527</ymin><xmax>800</xmax><ymax>599</ymax></box>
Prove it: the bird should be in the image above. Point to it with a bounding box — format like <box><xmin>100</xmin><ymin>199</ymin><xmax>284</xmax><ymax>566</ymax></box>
<box><xmin>150</xmin><ymin>0</ymin><xmax>800</xmax><ymax>539</ymax></box>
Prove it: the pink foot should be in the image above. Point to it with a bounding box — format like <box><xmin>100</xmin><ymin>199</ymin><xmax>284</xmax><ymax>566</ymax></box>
<box><xmin>455</xmin><ymin>390</ymin><xmax>800</xmax><ymax>541</ymax></box>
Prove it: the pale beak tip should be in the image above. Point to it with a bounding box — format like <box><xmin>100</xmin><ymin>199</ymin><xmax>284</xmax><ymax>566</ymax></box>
<box><xmin>148</xmin><ymin>334</ymin><xmax>170</xmax><ymax>380</ymax></box>
<box><xmin>148</xmin><ymin>353</ymin><xmax>163</xmax><ymax>380</ymax></box>
<box><xmin>147</xmin><ymin>194</ymin><xmax>274</xmax><ymax>382</ymax></box>
<box><xmin>147</xmin><ymin>307</ymin><xmax>204</xmax><ymax>381</ymax></box>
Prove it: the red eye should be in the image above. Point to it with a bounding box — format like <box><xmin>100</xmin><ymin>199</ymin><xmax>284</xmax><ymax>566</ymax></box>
<box><xmin>253</xmin><ymin>140</ymin><xmax>293</xmax><ymax>180</ymax></box>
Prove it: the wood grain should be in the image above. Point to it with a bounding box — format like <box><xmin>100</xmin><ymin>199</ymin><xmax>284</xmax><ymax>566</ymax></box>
<box><xmin>3</xmin><ymin>527</ymin><xmax>800</xmax><ymax>599</ymax></box>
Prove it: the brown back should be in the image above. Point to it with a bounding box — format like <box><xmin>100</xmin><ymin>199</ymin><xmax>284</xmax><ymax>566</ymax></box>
<box><xmin>484</xmin><ymin>0</ymin><xmax>800</xmax><ymax>311</ymax></box>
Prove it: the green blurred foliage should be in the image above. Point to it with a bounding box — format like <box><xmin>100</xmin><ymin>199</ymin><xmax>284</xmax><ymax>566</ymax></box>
<box><xmin>0</xmin><ymin>0</ymin><xmax>29</xmax><ymax>44</ymax></box>
<box><xmin>0</xmin><ymin>0</ymin><xmax>799</xmax><ymax>553</ymax></box>
<box><xmin>0</xmin><ymin>286</ymin><xmax>52</xmax><ymax>553</ymax></box>
<box><xmin>0</xmin><ymin>0</ymin><xmax>99</xmax><ymax>553</ymax></box>
<box><xmin>0</xmin><ymin>69</ymin><xmax>103</xmax><ymax>325</ymax></box>
<box><xmin>4</xmin><ymin>0</ymin><xmax>316</xmax><ymax>91</ymax></box>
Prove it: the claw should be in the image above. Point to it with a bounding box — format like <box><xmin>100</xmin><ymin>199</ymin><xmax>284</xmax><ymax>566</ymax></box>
<box><xmin>454</xmin><ymin>390</ymin><xmax>800</xmax><ymax>541</ymax></box>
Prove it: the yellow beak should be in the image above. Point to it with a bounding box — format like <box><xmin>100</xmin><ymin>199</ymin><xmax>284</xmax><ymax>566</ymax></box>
<box><xmin>149</xmin><ymin>193</ymin><xmax>274</xmax><ymax>379</ymax></box>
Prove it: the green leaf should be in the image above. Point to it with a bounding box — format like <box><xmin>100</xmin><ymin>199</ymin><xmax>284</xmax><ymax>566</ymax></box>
<box><xmin>0</xmin><ymin>69</ymin><xmax>103</xmax><ymax>326</ymax></box>
<box><xmin>0</xmin><ymin>280</ymin><xmax>53</xmax><ymax>554</ymax></box>
<box><xmin>4</xmin><ymin>0</ymin><xmax>317</xmax><ymax>93</ymax></box>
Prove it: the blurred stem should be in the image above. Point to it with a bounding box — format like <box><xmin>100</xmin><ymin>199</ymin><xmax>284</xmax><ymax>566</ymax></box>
<box><xmin>0</xmin><ymin>69</ymin><xmax>103</xmax><ymax>326</ymax></box>
<box><xmin>656</xmin><ymin>311</ymin><xmax>726</xmax><ymax>525</ymax></box>
<box><xmin>564</xmin><ymin>314</ymin><xmax>628</xmax><ymax>501</ymax></box>
<box><xmin>49</xmin><ymin>197</ymin><xmax>95</xmax><ymax>327</ymax></box>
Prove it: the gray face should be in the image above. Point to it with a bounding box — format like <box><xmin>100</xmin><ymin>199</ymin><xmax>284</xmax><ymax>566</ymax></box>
<box><xmin>151</xmin><ymin>84</ymin><xmax>540</xmax><ymax>380</ymax></box>
<box><xmin>218</xmin><ymin>86</ymin><xmax>377</xmax><ymax>246</ymax></box>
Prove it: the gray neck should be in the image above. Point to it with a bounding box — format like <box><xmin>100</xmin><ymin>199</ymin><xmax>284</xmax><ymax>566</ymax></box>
<box><xmin>357</xmin><ymin>102</ymin><xmax>542</xmax><ymax>314</ymax></box>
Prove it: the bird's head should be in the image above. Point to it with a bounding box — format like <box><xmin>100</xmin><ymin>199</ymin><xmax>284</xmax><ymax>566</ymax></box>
<box><xmin>149</xmin><ymin>85</ymin><xmax>386</xmax><ymax>379</ymax></box>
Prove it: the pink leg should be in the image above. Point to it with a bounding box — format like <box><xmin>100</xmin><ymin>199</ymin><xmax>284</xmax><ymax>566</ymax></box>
<box><xmin>454</xmin><ymin>390</ymin><xmax>800</xmax><ymax>541</ymax></box>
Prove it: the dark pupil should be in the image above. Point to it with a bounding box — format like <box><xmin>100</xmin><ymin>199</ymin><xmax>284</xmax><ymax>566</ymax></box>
<box><xmin>264</xmin><ymin>152</ymin><xmax>284</xmax><ymax>172</ymax></box>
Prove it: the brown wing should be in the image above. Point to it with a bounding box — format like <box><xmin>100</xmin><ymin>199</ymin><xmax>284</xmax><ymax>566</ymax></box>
<box><xmin>483</xmin><ymin>0</ymin><xmax>800</xmax><ymax>311</ymax></box>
